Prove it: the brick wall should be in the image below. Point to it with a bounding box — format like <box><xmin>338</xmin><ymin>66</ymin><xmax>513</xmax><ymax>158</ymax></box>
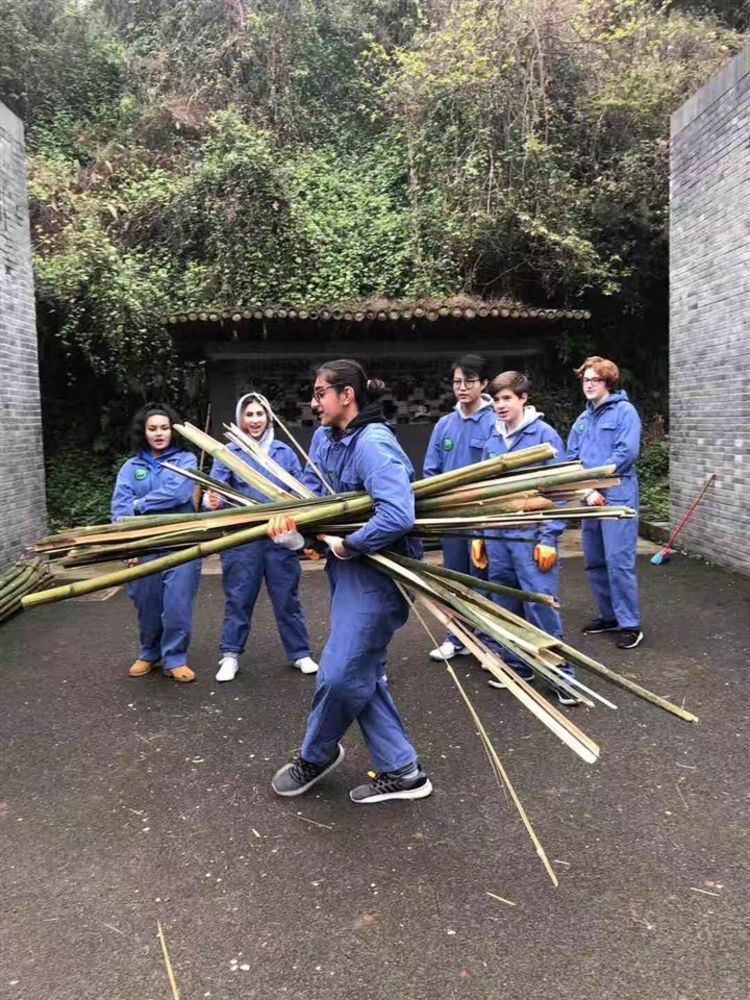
<box><xmin>0</xmin><ymin>101</ymin><xmax>46</xmax><ymax>569</ymax></box>
<box><xmin>670</xmin><ymin>46</ymin><xmax>750</xmax><ymax>577</ymax></box>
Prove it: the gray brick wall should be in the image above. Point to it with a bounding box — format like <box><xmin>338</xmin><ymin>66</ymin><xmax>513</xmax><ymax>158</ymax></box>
<box><xmin>0</xmin><ymin>101</ymin><xmax>46</xmax><ymax>569</ymax></box>
<box><xmin>670</xmin><ymin>45</ymin><xmax>750</xmax><ymax>577</ymax></box>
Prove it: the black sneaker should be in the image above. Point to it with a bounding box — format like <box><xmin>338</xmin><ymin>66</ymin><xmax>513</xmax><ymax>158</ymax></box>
<box><xmin>271</xmin><ymin>744</ymin><xmax>344</xmax><ymax>797</ymax></box>
<box><xmin>349</xmin><ymin>761</ymin><xmax>433</xmax><ymax>804</ymax></box>
<box><xmin>616</xmin><ymin>629</ymin><xmax>644</xmax><ymax>649</ymax></box>
<box><xmin>582</xmin><ymin>617</ymin><xmax>619</xmax><ymax>634</ymax></box>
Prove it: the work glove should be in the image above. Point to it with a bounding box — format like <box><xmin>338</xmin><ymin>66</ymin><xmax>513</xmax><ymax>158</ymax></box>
<box><xmin>267</xmin><ymin>514</ymin><xmax>305</xmax><ymax>551</ymax></box>
<box><xmin>585</xmin><ymin>490</ymin><xmax>605</xmax><ymax>507</ymax></box>
<box><xmin>470</xmin><ymin>538</ymin><xmax>488</xmax><ymax>570</ymax></box>
<box><xmin>205</xmin><ymin>490</ymin><xmax>221</xmax><ymax>510</ymax></box>
<box><xmin>533</xmin><ymin>543</ymin><xmax>557</xmax><ymax>572</ymax></box>
<box><xmin>317</xmin><ymin>534</ymin><xmax>355</xmax><ymax>560</ymax></box>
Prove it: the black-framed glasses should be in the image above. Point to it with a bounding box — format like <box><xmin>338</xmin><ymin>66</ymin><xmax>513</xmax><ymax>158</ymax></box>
<box><xmin>312</xmin><ymin>383</ymin><xmax>345</xmax><ymax>402</ymax></box>
<box><xmin>452</xmin><ymin>378</ymin><xmax>480</xmax><ymax>388</ymax></box>
<box><xmin>582</xmin><ymin>377</ymin><xmax>605</xmax><ymax>385</ymax></box>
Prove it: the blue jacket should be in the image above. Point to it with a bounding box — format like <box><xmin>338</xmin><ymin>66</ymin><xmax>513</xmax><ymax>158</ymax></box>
<box><xmin>482</xmin><ymin>410</ymin><xmax>566</xmax><ymax>544</ymax></box>
<box><xmin>566</xmin><ymin>391</ymin><xmax>641</xmax><ymax>507</ymax></box>
<box><xmin>111</xmin><ymin>448</ymin><xmax>197</xmax><ymax>521</ymax></box>
<box><xmin>423</xmin><ymin>398</ymin><xmax>495</xmax><ymax>477</ymax></box>
<box><xmin>209</xmin><ymin>438</ymin><xmax>302</xmax><ymax>504</ymax></box>
<box><xmin>304</xmin><ymin>421</ymin><xmax>421</xmax><ymax>558</ymax></box>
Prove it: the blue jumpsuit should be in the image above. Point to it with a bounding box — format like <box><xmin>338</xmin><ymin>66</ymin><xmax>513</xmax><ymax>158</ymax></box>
<box><xmin>481</xmin><ymin>414</ymin><xmax>570</xmax><ymax>678</ymax></box>
<box><xmin>209</xmin><ymin>440</ymin><xmax>311</xmax><ymax>662</ymax></box>
<box><xmin>566</xmin><ymin>390</ymin><xmax>642</xmax><ymax>629</ymax></box>
<box><xmin>299</xmin><ymin>421</ymin><xmax>423</xmax><ymax>773</ymax></box>
<box><xmin>423</xmin><ymin>398</ymin><xmax>495</xmax><ymax>645</ymax></box>
<box><xmin>111</xmin><ymin>448</ymin><xmax>201</xmax><ymax>670</ymax></box>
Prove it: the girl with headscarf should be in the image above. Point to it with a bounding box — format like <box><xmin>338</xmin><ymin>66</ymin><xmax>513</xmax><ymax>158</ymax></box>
<box><xmin>207</xmin><ymin>392</ymin><xmax>318</xmax><ymax>682</ymax></box>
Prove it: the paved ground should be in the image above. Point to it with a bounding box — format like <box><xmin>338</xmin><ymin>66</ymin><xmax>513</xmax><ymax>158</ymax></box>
<box><xmin>1</xmin><ymin>550</ymin><xmax>749</xmax><ymax>1000</ymax></box>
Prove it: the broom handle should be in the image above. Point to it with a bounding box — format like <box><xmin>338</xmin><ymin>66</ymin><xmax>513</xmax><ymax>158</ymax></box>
<box><xmin>663</xmin><ymin>473</ymin><xmax>715</xmax><ymax>550</ymax></box>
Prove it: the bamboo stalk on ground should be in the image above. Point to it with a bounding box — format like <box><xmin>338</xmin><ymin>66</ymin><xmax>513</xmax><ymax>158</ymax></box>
<box><xmin>398</xmin><ymin>584</ymin><xmax>559</xmax><ymax>887</ymax></box>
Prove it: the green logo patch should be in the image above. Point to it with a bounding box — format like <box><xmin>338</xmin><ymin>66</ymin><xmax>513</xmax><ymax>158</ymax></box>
<box><xmin>135</xmin><ymin>468</ymin><xmax>148</xmax><ymax>480</ymax></box>
<box><xmin>443</xmin><ymin>436</ymin><xmax>454</xmax><ymax>452</ymax></box>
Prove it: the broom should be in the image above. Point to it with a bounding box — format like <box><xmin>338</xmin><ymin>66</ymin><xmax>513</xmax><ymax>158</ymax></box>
<box><xmin>650</xmin><ymin>473</ymin><xmax>715</xmax><ymax>565</ymax></box>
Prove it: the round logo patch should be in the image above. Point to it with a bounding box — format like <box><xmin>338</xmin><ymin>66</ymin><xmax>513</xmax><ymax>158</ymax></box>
<box><xmin>135</xmin><ymin>468</ymin><xmax>148</xmax><ymax>480</ymax></box>
<box><xmin>443</xmin><ymin>436</ymin><xmax>454</xmax><ymax>452</ymax></box>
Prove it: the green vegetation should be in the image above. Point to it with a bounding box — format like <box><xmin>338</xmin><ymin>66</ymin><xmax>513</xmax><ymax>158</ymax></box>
<box><xmin>637</xmin><ymin>439</ymin><xmax>670</xmax><ymax>520</ymax></box>
<box><xmin>1</xmin><ymin>0</ymin><xmax>744</xmax><ymax>473</ymax></box>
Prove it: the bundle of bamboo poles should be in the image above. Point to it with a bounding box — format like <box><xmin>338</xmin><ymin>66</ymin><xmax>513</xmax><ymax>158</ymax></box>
<box><xmin>27</xmin><ymin>425</ymin><xmax>633</xmax><ymax>577</ymax></box>
<box><xmin>0</xmin><ymin>557</ymin><xmax>56</xmax><ymax>624</ymax></box>
<box><xmin>20</xmin><ymin>421</ymin><xmax>698</xmax><ymax>884</ymax></box>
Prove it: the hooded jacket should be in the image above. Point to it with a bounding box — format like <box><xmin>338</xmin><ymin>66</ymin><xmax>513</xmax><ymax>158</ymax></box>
<box><xmin>423</xmin><ymin>395</ymin><xmax>495</xmax><ymax>477</ymax></box>
<box><xmin>482</xmin><ymin>407</ymin><xmax>565</xmax><ymax>543</ymax></box>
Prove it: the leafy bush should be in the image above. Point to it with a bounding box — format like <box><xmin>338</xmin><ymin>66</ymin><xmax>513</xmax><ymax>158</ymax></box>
<box><xmin>45</xmin><ymin>448</ymin><xmax>125</xmax><ymax>532</ymax></box>
<box><xmin>638</xmin><ymin>440</ymin><xmax>669</xmax><ymax>520</ymax></box>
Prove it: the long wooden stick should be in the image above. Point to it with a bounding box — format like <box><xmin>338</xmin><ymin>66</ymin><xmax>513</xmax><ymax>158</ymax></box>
<box><xmin>156</xmin><ymin>920</ymin><xmax>180</xmax><ymax>1000</ymax></box>
<box><xmin>267</xmin><ymin>409</ymin><xmax>335</xmax><ymax>495</ymax></box>
<box><xmin>398</xmin><ymin>583</ymin><xmax>559</xmax><ymax>887</ymax></box>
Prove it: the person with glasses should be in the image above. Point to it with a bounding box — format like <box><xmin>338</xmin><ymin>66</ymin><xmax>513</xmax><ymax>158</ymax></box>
<box><xmin>205</xmin><ymin>392</ymin><xmax>318</xmax><ymax>682</ymax></box>
<box><xmin>473</xmin><ymin>371</ymin><xmax>579</xmax><ymax>705</ymax></box>
<box><xmin>567</xmin><ymin>356</ymin><xmax>644</xmax><ymax>649</ymax></box>
<box><xmin>423</xmin><ymin>353</ymin><xmax>495</xmax><ymax>661</ymax></box>
<box><xmin>267</xmin><ymin>359</ymin><xmax>432</xmax><ymax>804</ymax></box>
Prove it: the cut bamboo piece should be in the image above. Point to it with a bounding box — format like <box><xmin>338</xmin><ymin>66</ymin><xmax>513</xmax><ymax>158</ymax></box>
<box><xmin>175</xmin><ymin>423</ymin><xmax>293</xmax><ymax>503</ymax></box>
<box><xmin>224</xmin><ymin>422</ymin><xmax>316</xmax><ymax>499</ymax></box>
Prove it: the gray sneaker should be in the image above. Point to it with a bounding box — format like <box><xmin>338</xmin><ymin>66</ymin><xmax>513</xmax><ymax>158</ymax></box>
<box><xmin>271</xmin><ymin>744</ymin><xmax>344</xmax><ymax>797</ymax></box>
<box><xmin>349</xmin><ymin>761</ymin><xmax>433</xmax><ymax>804</ymax></box>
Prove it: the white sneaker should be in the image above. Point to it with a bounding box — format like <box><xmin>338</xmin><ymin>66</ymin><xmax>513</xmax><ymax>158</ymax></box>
<box><xmin>487</xmin><ymin>677</ymin><xmax>507</xmax><ymax>689</ymax></box>
<box><xmin>292</xmin><ymin>656</ymin><xmax>319</xmax><ymax>675</ymax></box>
<box><xmin>429</xmin><ymin>641</ymin><xmax>471</xmax><ymax>662</ymax></box>
<box><xmin>215</xmin><ymin>655</ymin><xmax>239</xmax><ymax>682</ymax></box>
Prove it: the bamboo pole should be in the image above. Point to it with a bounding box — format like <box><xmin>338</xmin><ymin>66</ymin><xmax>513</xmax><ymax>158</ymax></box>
<box><xmin>265</xmin><ymin>410</ymin><xmax>335</xmax><ymax>495</ymax></box>
<box><xmin>387</xmin><ymin>552</ymin><xmax>560</xmax><ymax>607</ymax></box>
<box><xmin>411</xmin><ymin>444</ymin><xmax>557</xmax><ymax>498</ymax></box>
<box><xmin>399</xmin><ymin>585</ymin><xmax>559</xmax><ymax>887</ymax></box>
<box><xmin>558</xmin><ymin>642</ymin><xmax>699</xmax><ymax>723</ymax></box>
<box><xmin>175</xmin><ymin>423</ymin><xmax>293</xmax><ymax>503</ymax></box>
<box><xmin>23</xmin><ymin>494</ymin><xmax>375</xmax><ymax>608</ymax></box>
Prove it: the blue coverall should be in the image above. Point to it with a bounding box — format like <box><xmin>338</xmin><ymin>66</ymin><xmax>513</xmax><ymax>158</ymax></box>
<box><xmin>481</xmin><ymin>414</ymin><xmax>571</xmax><ymax>679</ymax></box>
<box><xmin>566</xmin><ymin>390</ymin><xmax>642</xmax><ymax>629</ymax></box>
<box><xmin>209</xmin><ymin>440</ymin><xmax>311</xmax><ymax>662</ymax></box>
<box><xmin>111</xmin><ymin>448</ymin><xmax>201</xmax><ymax>670</ymax></box>
<box><xmin>299</xmin><ymin>421</ymin><xmax>423</xmax><ymax>773</ymax></box>
<box><xmin>423</xmin><ymin>398</ymin><xmax>495</xmax><ymax>645</ymax></box>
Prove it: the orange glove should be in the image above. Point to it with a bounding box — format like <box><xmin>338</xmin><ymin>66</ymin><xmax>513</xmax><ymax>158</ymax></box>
<box><xmin>267</xmin><ymin>515</ymin><xmax>304</xmax><ymax>550</ymax></box>
<box><xmin>267</xmin><ymin>514</ymin><xmax>297</xmax><ymax>538</ymax></box>
<box><xmin>533</xmin><ymin>543</ymin><xmax>557</xmax><ymax>572</ymax></box>
<box><xmin>585</xmin><ymin>490</ymin><xmax>605</xmax><ymax>507</ymax></box>
<box><xmin>470</xmin><ymin>538</ymin><xmax>488</xmax><ymax>570</ymax></box>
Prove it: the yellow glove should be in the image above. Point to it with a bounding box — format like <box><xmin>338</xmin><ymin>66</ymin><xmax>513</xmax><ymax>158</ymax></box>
<box><xmin>470</xmin><ymin>538</ymin><xmax>488</xmax><ymax>570</ymax></box>
<box><xmin>533</xmin><ymin>543</ymin><xmax>557</xmax><ymax>572</ymax></box>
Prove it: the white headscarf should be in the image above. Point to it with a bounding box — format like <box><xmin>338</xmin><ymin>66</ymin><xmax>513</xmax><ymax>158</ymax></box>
<box><xmin>235</xmin><ymin>391</ymin><xmax>275</xmax><ymax>454</ymax></box>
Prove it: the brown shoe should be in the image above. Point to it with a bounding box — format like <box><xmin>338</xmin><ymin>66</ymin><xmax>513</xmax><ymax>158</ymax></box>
<box><xmin>167</xmin><ymin>665</ymin><xmax>195</xmax><ymax>683</ymax></box>
<box><xmin>129</xmin><ymin>658</ymin><xmax>156</xmax><ymax>677</ymax></box>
